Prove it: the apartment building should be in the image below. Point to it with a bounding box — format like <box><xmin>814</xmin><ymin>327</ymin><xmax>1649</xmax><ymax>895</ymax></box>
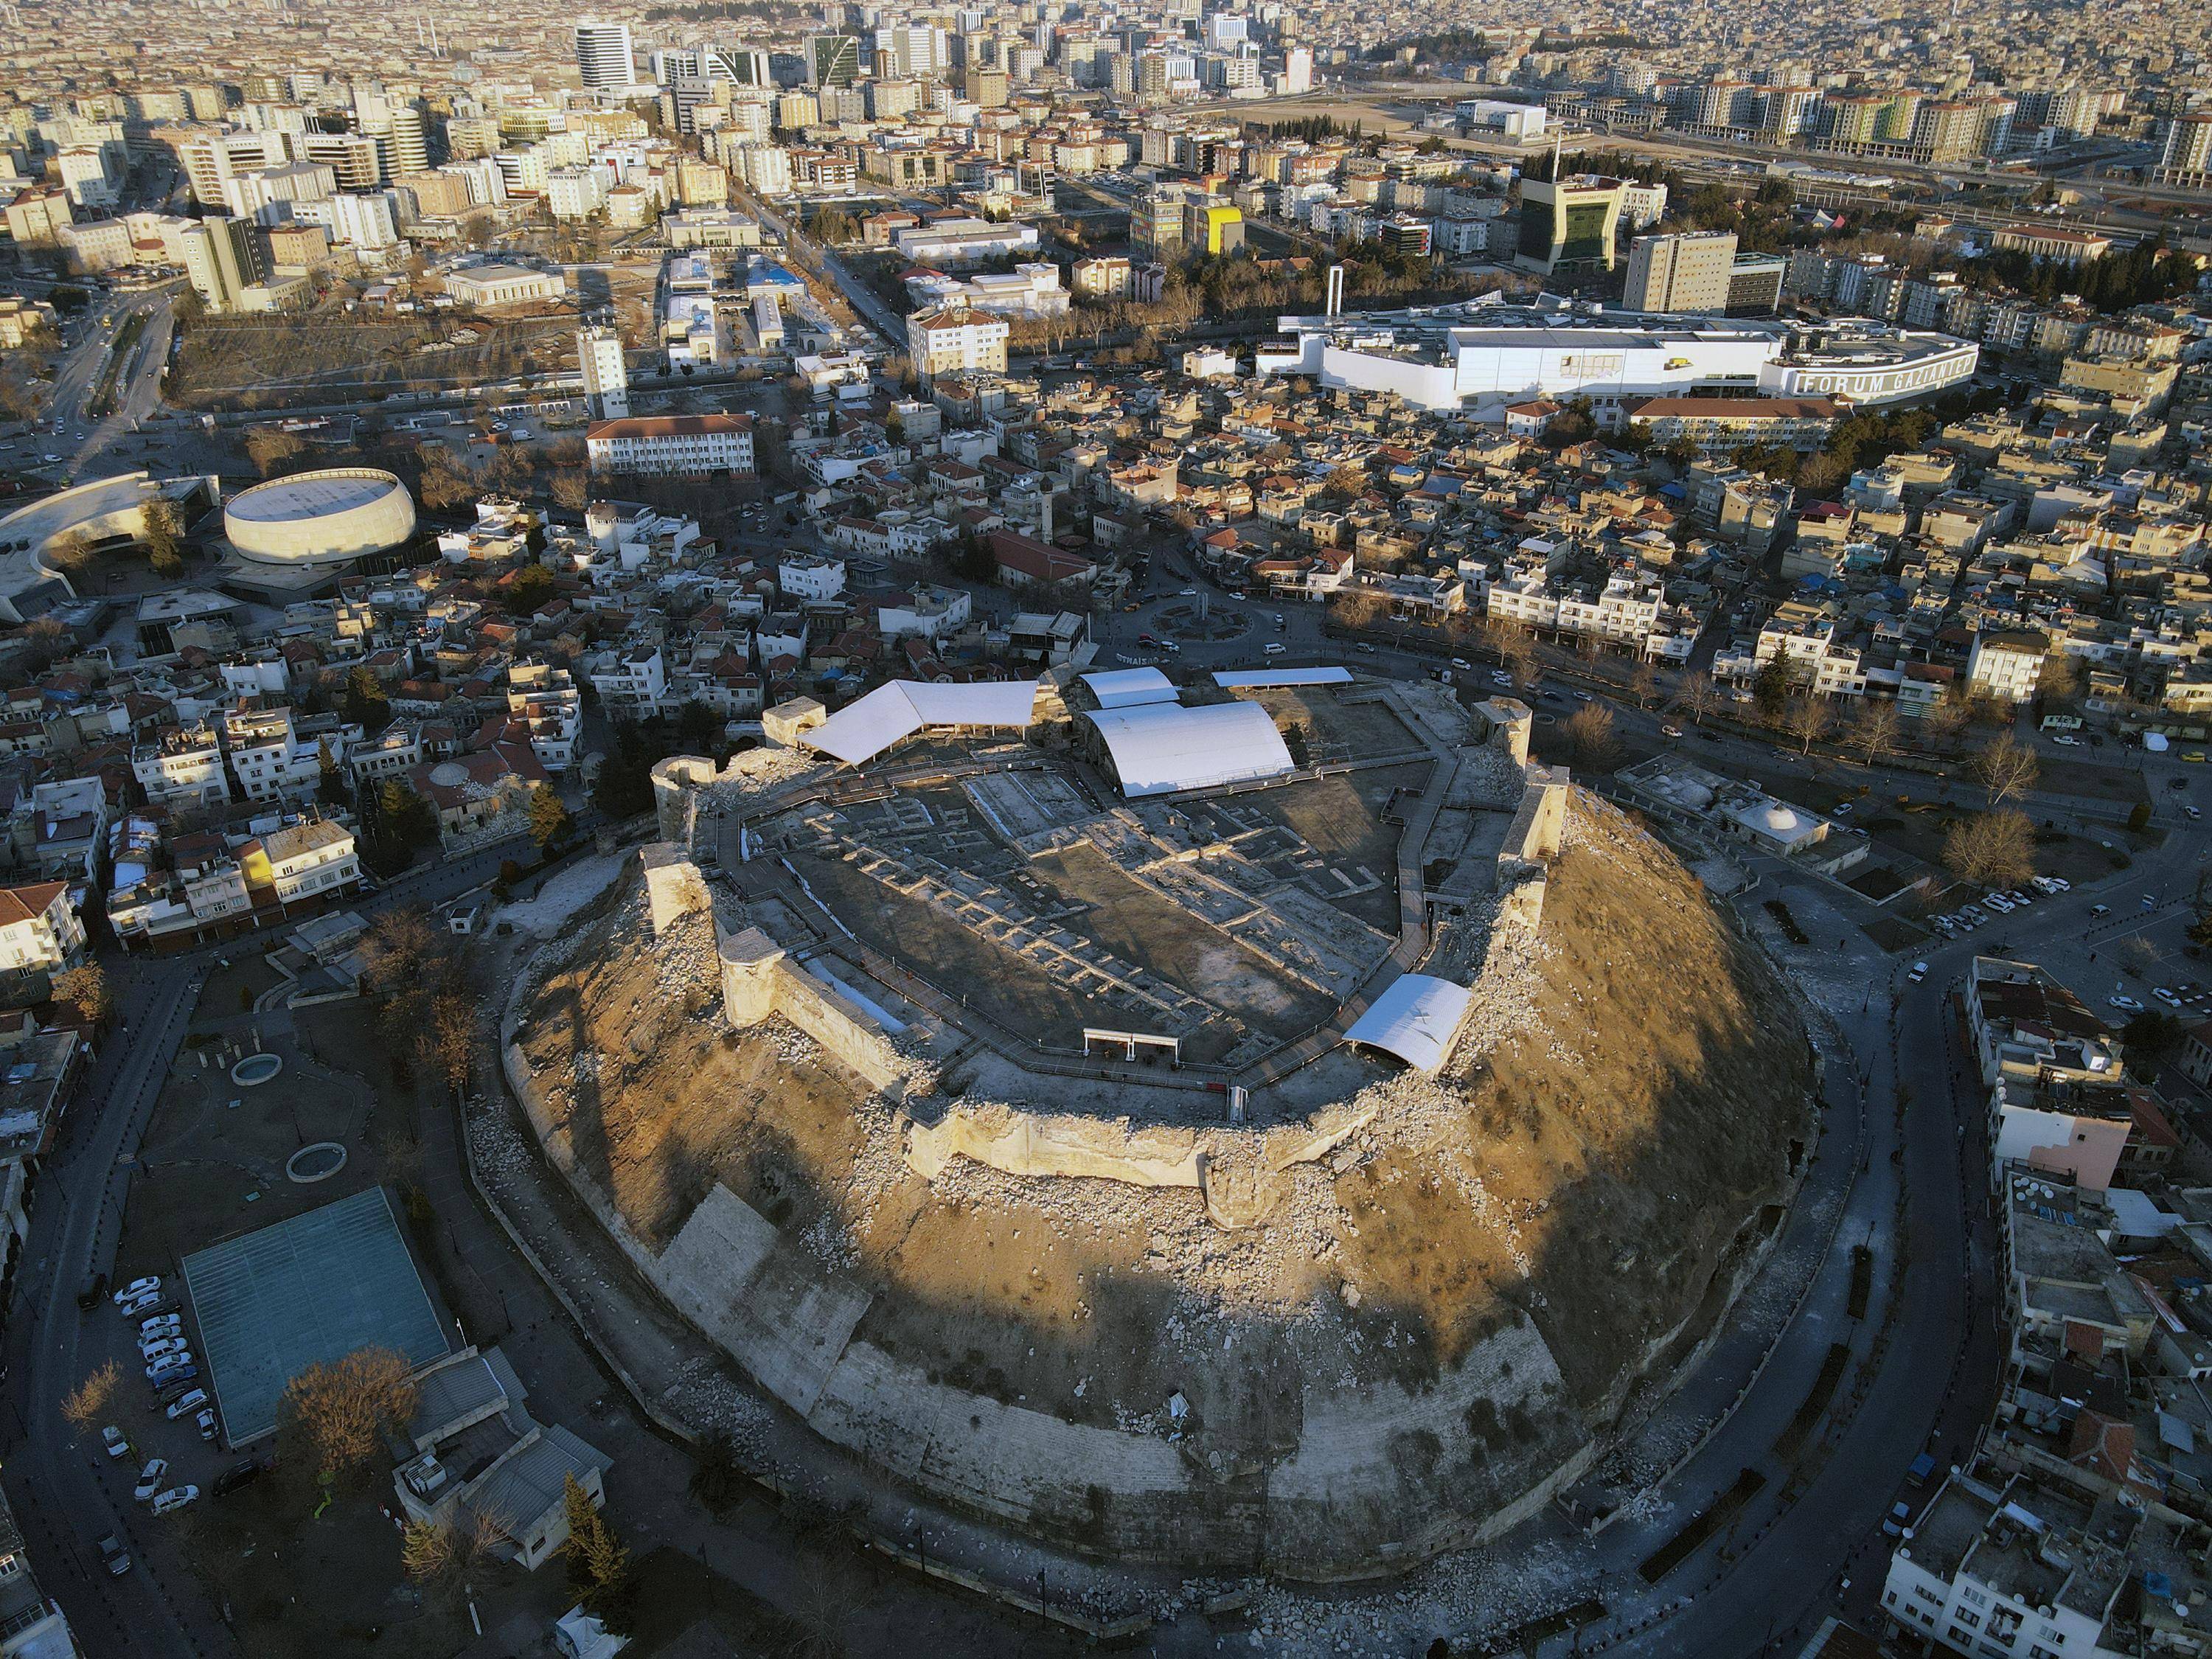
<box><xmin>584</xmin><ymin>414</ymin><xmax>756</xmax><ymax>477</ymax></box>
<box><xmin>0</xmin><ymin>881</ymin><xmax>86</xmax><ymax>974</ymax></box>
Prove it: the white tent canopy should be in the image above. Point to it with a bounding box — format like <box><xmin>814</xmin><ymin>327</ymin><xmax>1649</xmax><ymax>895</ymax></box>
<box><xmin>1211</xmin><ymin>667</ymin><xmax>1354</xmax><ymax>689</ymax></box>
<box><xmin>1082</xmin><ymin>666</ymin><xmax>1178</xmax><ymax>708</ymax></box>
<box><xmin>802</xmin><ymin>678</ymin><xmax>1040</xmax><ymax>766</ymax></box>
<box><xmin>1343</xmin><ymin>974</ymin><xmax>1474</xmax><ymax>1074</ymax></box>
<box><xmin>1085</xmin><ymin>700</ymin><xmax>1293</xmax><ymax>798</ymax></box>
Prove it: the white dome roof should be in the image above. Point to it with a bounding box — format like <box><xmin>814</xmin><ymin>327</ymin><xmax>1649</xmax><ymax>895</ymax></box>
<box><xmin>429</xmin><ymin>761</ymin><xmax>470</xmax><ymax>787</ymax></box>
<box><xmin>1763</xmin><ymin>803</ymin><xmax>1802</xmax><ymax>832</ymax></box>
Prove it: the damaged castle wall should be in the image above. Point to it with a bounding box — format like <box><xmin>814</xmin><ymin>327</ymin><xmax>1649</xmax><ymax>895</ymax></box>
<box><xmin>902</xmin><ymin>1098</ymin><xmax>1375</xmax><ymax>1218</ymax></box>
<box><xmin>713</xmin><ymin>908</ymin><xmax>928</xmax><ymax>1099</ymax></box>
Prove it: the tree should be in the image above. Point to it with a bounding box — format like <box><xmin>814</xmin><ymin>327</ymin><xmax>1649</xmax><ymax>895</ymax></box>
<box><xmin>1672</xmin><ymin>669</ymin><xmax>1719</xmax><ymax>726</ymax></box>
<box><xmin>688</xmin><ymin>1427</ymin><xmax>746</xmax><ymax>1516</ymax></box>
<box><xmin>1495</xmin><ymin>625</ymin><xmax>1537</xmax><ymax>689</ymax></box>
<box><xmin>1783</xmin><ymin>695</ymin><xmax>1831</xmax><ymax>754</ymax></box>
<box><xmin>1562</xmin><ymin>703</ymin><xmax>1621</xmax><ymax>769</ymax></box>
<box><xmin>244</xmin><ymin>427</ymin><xmax>308</xmax><ymax>478</ymax></box>
<box><xmin>279</xmin><ymin>1347</ymin><xmax>419</xmax><ymax>1478</ymax></box>
<box><xmin>1971</xmin><ymin>733</ymin><xmax>2039</xmax><ymax>807</ymax></box>
<box><xmin>360</xmin><ymin>905</ymin><xmax>441</xmax><ymax>998</ymax></box>
<box><xmin>563</xmin><ymin>1472</ymin><xmax>633</xmax><ymax>1630</ymax></box>
<box><xmin>45</xmin><ymin>529</ymin><xmax>96</xmax><ymax>579</ymax></box>
<box><xmin>1921</xmin><ymin>688</ymin><xmax>1972</xmax><ymax>748</ymax></box>
<box><xmin>551</xmin><ymin>468</ymin><xmax>591</xmax><ymax>512</ymax></box>
<box><xmin>526</xmin><ymin>782</ymin><xmax>569</xmax><ymax>851</ymax></box>
<box><xmin>2121</xmin><ymin>1011</ymin><xmax>2184</xmax><ymax>1064</ymax></box>
<box><xmin>402</xmin><ymin>1520</ymin><xmax>456</xmax><ymax>1582</ymax></box>
<box><xmin>1628</xmin><ymin>660</ymin><xmax>1658</xmax><ymax>710</ymax></box>
<box><xmin>1847</xmin><ymin>700</ymin><xmax>1900</xmax><ymax>766</ymax></box>
<box><xmin>60</xmin><ymin>1360</ymin><xmax>120</xmax><ymax>1430</ymax></box>
<box><xmin>52</xmin><ymin>961</ymin><xmax>112</xmax><ymax>1026</ymax></box>
<box><xmin>1941</xmin><ymin>809</ymin><xmax>2036</xmax><ymax>890</ymax></box>
<box><xmin>421</xmin><ymin>987</ymin><xmax>476</xmax><ymax>1096</ymax></box>
<box><xmin>316</xmin><ymin>738</ymin><xmax>348</xmax><ymax>807</ymax></box>
<box><xmin>507</xmin><ymin>563</ymin><xmax>557</xmax><ymax>616</ymax></box>
<box><xmin>140</xmin><ymin>498</ymin><xmax>185</xmax><ymax>578</ymax></box>
<box><xmin>1752</xmin><ymin>655</ymin><xmax>1795</xmax><ymax>720</ymax></box>
<box><xmin>345</xmin><ymin>665</ymin><xmax>391</xmax><ymax>734</ymax></box>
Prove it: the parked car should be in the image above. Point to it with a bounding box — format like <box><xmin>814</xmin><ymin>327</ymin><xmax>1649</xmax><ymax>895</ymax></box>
<box><xmin>76</xmin><ymin>1274</ymin><xmax>107</xmax><ymax>1310</ymax></box>
<box><xmin>139</xmin><ymin>1314</ymin><xmax>181</xmax><ymax>1338</ymax></box>
<box><xmin>1986</xmin><ymin>894</ymin><xmax>2014</xmax><ymax>914</ymax></box>
<box><xmin>150</xmin><ymin>1486</ymin><xmax>201</xmax><ymax>1515</ymax></box>
<box><xmin>111</xmin><ymin>1277</ymin><xmax>160</xmax><ymax>1307</ymax></box>
<box><xmin>2156</xmin><ymin>988</ymin><xmax>2184</xmax><ymax>1008</ymax></box>
<box><xmin>2090</xmin><ymin>903</ymin><xmax>2110</xmax><ymax>917</ymax></box>
<box><xmin>212</xmin><ymin>1459</ymin><xmax>263</xmax><ymax>1497</ymax></box>
<box><xmin>133</xmin><ymin>1458</ymin><xmax>169</xmax><ymax>1503</ymax></box>
<box><xmin>1882</xmin><ymin>1500</ymin><xmax>1914</xmax><ymax>1537</ymax></box>
<box><xmin>154</xmin><ymin>1377</ymin><xmax>200</xmax><ymax>1408</ymax></box>
<box><xmin>101</xmin><ymin>1426</ymin><xmax>129</xmax><ymax>1459</ymax></box>
<box><xmin>1833</xmin><ymin>801</ymin><xmax>1853</xmax><ymax>817</ymax></box>
<box><xmin>2110</xmin><ymin>995</ymin><xmax>2145</xmax><ymax>1012</ymax></box>
<box><xmin>140</xmin><ymin>1338</ymin><xmax>188</xmax><ymax>1362</ymax></box>
<box><xmin>1660</xmin><ymin>723</ymin><xmax>1683</xmax><ymax>739</ymax></box>
<box><xmin>146</xmin><ymin>1363</ymin><xmax>196</xmax><ymax>1389</ymax></box>
<box><xmin>1491</xmin><ymin>672</ymin><xmax>1514</xmax><ymax>688</ymax></box>
<box><xmin>97</xmin><ymin>1535</ymin><xmax>130</xmax><ymax>1576</ymax></box>
<box><xmin>164</xmin><ymin>1388</ymin><xmax>208</xmax><ymax>1420</ymax></box>
<box><xmin>1263</xmin><ymin>641</ymin><xmax>1287</xmax><ymax>655</ymax></box>
<box><xmin>2144</xmin><ymin>894</ymin><xmax>2159</xmax><ymax>908</ymax></box>
<box><xmin>1908</xmin><ymin>961</ymin><xmax>1929</xmax><ymax>983</ymax></box>
<box><xmin>2051</xmin><ymin>734</ymin><xmax>2081</xmax><ymax>746</ymax></box>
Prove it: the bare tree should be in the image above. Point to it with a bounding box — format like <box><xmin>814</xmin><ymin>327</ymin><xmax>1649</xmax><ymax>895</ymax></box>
<box><xmin>401</xmin><ymin>1520</ymin><xmax>456</xmax><ymax>1582</ymax></box>
<box><xmin>280</xmin><ymin>1347</ymin><xmax>420</xmax><ymax>1477</ymax></box>
<box><xmin>1971</xmin><ymin>732</ymin><xmax>2040</xmax><ymax>807</ymax></box>
<box><xmin>1672</xmin><ymin>669</ymin><xmax>1719</xmax><ymax>726</ymax></box>
<box><xmin>1562</xmin><ymin>703</ymin><xmax>1621</xmax><ymax>770</ymax></box>
<box><xmin>420</xmin><ymin>988</ymin><xmax>477</xmax><ymax>1096</ymax></box>
<box><xmin>244</xmin><ymin>427</ymin><xmax>308</xmax><ymax>478</ymax></box>
<box><xmin>61</xmin><ymin>1360</ymin><xmax>120</xmax><ymax>1431</ymax></box>
<box><xmin>1921</xmin><ymin>686</ymin><xmax>1973</xmax><ymax>748</ymax></box>
<box><xmin>1848</xmin><ymin>700</ymin><xmax>1901</xmax><ymax>767</ymax></box>
<box><xmin>1628</xmin><ymin>659</ymin><xmax>1659</xmax><ymax>710</ymax></box>
<box><xmin>1942</xmin><ymin>809</ymin><xmax>2036</xmax><ymax>890</ymax></box>
<box><xmin>1783</xmin><ymin>695</ymin><xmax>1832</xmax><ymax>755</ymax></box>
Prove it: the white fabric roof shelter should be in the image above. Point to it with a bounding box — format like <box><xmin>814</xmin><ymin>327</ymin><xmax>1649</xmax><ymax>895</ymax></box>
<box><xmin>1343</xmin><ymin>974</ymin><xmax>1474</xmax><ymax>1074</ymax></box>
<box><xmin>1081</xmin><ymin>666</ymin><xmax>1178</xmax><ymax>708</ymax></box>
<box><xmin>1211</xmin><ymin>667</ymin><xmax>1355</xmax><ymax>689</ymax></box>
<box><xmin>802</xmin><ymin>678</ymin><xmax>1040</xmax><ymax>766</ymax></box>
<box><xmin>1085</xmin><ymin>700</ymin><xmax>1293</xmax><ymax>798</ymax></box>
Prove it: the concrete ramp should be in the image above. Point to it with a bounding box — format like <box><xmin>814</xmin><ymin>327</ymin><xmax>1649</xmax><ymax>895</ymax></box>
<box><xmin>656</xmin><ymin>1185</ymin><xmax>871</xmax><ymax>1415</ymax></box>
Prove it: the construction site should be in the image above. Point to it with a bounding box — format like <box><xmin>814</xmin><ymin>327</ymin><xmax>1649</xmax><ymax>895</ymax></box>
<box><xmin>500</xmin><ymin>669</ymin><xmax>1818</xmax><ymax>1577</ymax></box>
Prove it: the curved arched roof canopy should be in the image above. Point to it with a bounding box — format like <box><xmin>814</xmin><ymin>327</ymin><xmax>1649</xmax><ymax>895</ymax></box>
<box><xmin>802</xmin><ymin>679</ymin><xmax>1040</xmax><ymax>765</ymax></box>
<box><xmin>1343</xmin><ymin>973</ymin><xmax>1475</xmax><ymax>1074</ymax></box>
<box><xmin>1083</xmin><ymin>700</ymin><xmax>1293</xmax><ymax>798</ymax></box>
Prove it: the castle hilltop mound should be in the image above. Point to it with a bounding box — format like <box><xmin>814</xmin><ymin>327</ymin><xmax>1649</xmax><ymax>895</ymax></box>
<box><xmin>506</xmin><ymin>789</ymin><xmax>1815</xmax><ymax>1576</ymax></box>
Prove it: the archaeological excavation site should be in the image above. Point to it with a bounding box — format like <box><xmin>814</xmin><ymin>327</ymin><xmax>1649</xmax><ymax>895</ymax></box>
<box><xmin>500</xmin><ymin>669</ymin><xmax>1817</xmax><ymax>1578</ymax></box>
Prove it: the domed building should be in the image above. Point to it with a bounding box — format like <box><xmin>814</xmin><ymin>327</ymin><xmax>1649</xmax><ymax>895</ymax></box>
<box><xmin>216</xmin><ymin>468</ymin><xmax>417</xmax><ymax>599</ymax></box>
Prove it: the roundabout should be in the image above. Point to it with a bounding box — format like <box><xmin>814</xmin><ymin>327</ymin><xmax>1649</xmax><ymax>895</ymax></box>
<box><xmin>1151</xmin><ymin>596</ymin><xmax>1253</xmax><ymax>644</ymax></box>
